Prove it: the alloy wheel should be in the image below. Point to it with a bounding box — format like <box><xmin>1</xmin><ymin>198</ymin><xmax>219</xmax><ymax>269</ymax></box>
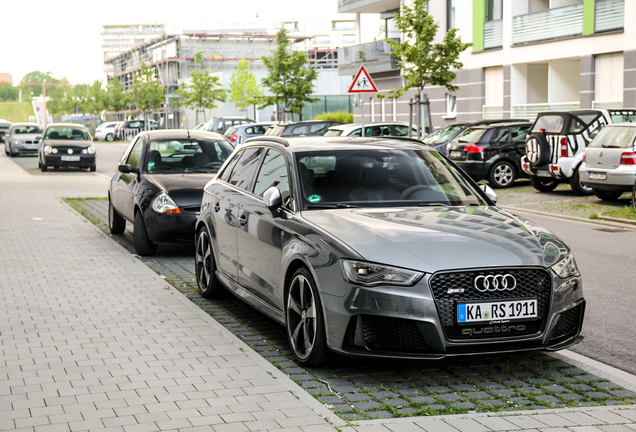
<box><xmin>492</xmin><ymin>163</ymin><xmax>514</xmax><ymax>187</ymax></box>
<box><xmin>196</xmin><ymin>229</ymin><xmax>212</xmax><ymax>291</ymax></box>
<box><xmin>286</xmin><ymin>274</ymin><xmax>317</xmax><ymax>361</ymax></box>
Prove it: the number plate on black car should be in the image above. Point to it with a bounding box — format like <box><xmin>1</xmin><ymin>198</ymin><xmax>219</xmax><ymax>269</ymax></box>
<box><xmin>457</xmin><ymin>299</ymin><xmax>537</xmax><ymax>324</ymax></box>
<box><xmin>61</xmin><ymin>156</ymin><xmax>80</xmax><ymax>161</ymax></box>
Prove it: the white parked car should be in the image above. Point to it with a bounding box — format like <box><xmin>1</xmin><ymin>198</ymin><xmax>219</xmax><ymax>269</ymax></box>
<box><xmin>324</xmin><ymin>122</ymin><xmax>419</xmax><ymax>138</ymax></box>
<box><xmin>580</xmin><ymin>123</ymin><xmax>636</xmax><ymax>200</ymax></box>
<box><xmin>94</xmin><ymin>121</ymin><xmax>121</xmax><ymax>142</ymax></box>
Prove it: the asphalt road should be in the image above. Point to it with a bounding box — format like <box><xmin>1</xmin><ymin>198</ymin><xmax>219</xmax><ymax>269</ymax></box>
<box><xmin>506</xmin><ymin>209</ymin><xmax>636</xmax><ymax>376</ymax></box>
<box><xmin>94</xmin><ymin>141</ymin><xmax>129</xmax><ymax>177</ymax></box>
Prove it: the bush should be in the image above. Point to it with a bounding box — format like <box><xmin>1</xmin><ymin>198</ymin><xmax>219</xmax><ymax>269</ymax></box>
<box><xmin>313</xmin><ymin>111</ymin><xmax>353</xmax><ymax>124</ymax></box>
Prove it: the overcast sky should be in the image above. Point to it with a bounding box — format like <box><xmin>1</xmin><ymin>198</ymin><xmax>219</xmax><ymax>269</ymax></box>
<box><xmin>0</xmin><ymin>0</ymin><xmax>354</xmax><ymax>85</ymax></box>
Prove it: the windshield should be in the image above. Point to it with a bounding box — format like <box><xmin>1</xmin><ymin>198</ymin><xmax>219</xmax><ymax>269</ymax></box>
<box><xmin>45</xmin><ymin>126</ymin><xmax>88</xmax><ymax>140</ymax></box>
<box><xmin>323</xmin><ymin>129</ymin><xmax>343</xmax><ymax>137</ymax></box>
<box><xmin>146</xmin><ymin>139</ymin><xmax>234</xmax><ymax>174</ymax></box>
<box><xmin>296</xmin><ymin>149</ymin><xmax>485</xmax><ymax>208</ymax></box>
<box><xmin>453</xmin><ymin>127</ymin><xmax>487</xmax><ymax>143</ymax></box>
<box><xmin>14</xmin><ymin>125</ymin><xmax>43</xmax><ymax>134</ymax></box>
<box><xmin>587</xmin><ymin>126</ymin><xmax>636</xmax><ymax>149</ymax></box>
<box><xmin>423</xmin><ymin>124</ymin><xmax>466</xmax><ymax>144</ymax></box>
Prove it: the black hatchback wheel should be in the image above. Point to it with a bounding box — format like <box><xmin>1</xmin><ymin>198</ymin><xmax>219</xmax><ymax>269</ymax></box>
<box><xmin>133</xmin><ymin>211</ymin><xmax>157</xmax><ymax>256</ymax></box>
<box><xmin>195</xmin><ymin>227</ymin><xmax>224</xmax><ymax>298</ymax></box>
<box><xmin>488</xmin><ymin>161</ymin><xmax>515</xmax><ymax>188</ymax></box>
<box><xmin>108</xmin><ymin>199</ymin><xmax>126</xmax><ymax>234</ymax></box>
<box><xmin>285</xmin><ymin>267</ymin><xmax>330</xmax><ymax>367</ymax></box>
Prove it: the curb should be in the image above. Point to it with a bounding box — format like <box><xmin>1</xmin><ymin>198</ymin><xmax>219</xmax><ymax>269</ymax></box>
<box><xmin>500</xmin><ymin>205</ymin><xmax>636</xmax><ymax>230</ymax></box>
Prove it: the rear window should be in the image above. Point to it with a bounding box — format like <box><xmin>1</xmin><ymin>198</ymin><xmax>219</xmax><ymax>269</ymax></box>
<box><xmin>268</xmin><ymin>125</ymin><xmax>285</xmax><ymax>136</ymax></box>
<box><xmin>423</xmin><ymin>124</ymin><xmax>466</xmax><ymax>144</ymax></box>
<box><xmin>454</xmin><ymin>127</ymin><xmax>487</xmax><ymax>143</ymax></box>
<box><xmin>587</xmin><ymin>126</ymin><xmax>636</xmax><ymax>149</ymax></box>
<box><xmin>224</xmin><ymin>126</ymin><xmax>237</xmax><ymax>136</ymax></box>
<box><xmin>323</xmin><ymin>129</ymin><xmax>342</xmax><ymax>137</ymax></box>
<box><xmin>532</xmin><ymin>115</ymin><xmax>564</xmax><ymax>133</ymax></box>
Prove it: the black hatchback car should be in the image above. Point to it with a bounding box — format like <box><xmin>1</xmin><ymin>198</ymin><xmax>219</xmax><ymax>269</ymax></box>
<box><xmin>447</xmin><ymin>122</ymin><xmax>532</xmax><ymax>188</ymax></box>
<box><xmin>108</xmin><ymin>130</ymin><xmax>234</xmax><ymax>256</ymax></box>
<box><xmin>266</xmin><ymin>120</ymin><xmax>343</xmax><ymax>137</ymax></box>
<box><xmin>423</xmin><ymin>119</ymin><xmax>528</xmax><ymax>154</ymax></box>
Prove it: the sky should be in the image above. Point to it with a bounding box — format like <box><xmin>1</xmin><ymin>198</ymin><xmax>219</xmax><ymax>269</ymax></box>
<box><xmin>0</xmin><ymin>0</ymin><xmax>350</xmax><ymax>85</ymax></box>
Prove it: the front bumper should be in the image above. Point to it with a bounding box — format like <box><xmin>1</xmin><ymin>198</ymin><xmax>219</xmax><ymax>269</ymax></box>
<box><xmin>320</xmin><ymin>267</ymin><xmax>585</xmax><ymax>359</ymax></box>
<box><xmin>580</xmin><ymin>163</ymin><xmax>636</xmax><ymax>191</ymax></box>
<box><xmin>144</xmin><ymin>209</ymin><xmax>199</xmax><ymax>244</ymax></box>
<box><xmin>42</xmin><ymin>154</ymin><xmax>95</xmax><ymax>168</ymax></box>
<box><xmin>12</xmin><ymin>143</ymin><xmax>39</xmax><ymax>154</ymax></box>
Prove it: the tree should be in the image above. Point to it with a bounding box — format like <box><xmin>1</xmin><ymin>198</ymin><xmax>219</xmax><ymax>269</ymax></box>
<box><xmin>258</xmin><ymin>28</ymin><xmax>319</xmax><ymax>120</ymax></box>
<box><xmin>228</xmin><ymin>57</ymin><xmax>263</xmax><ymax>119</ymax></box>
<box><xmin>0</xmin><ymin>85</ymin><xmax>18</xmax><ymax>101</ymax></box>
<box><xmin>19</xmin><ymin>71</ymin><xmax>63</xmax><ymax>98</ymax></box>
<box><xmin>174</xmin><ymin>52</ymin><xmax>227</xmax><ymax>124</ymax></box>
<box><xmin>130</xmin><ymin>63</ymin><xmax>164</xmax><ymax>128</ymax></box>
<box><xmin>106</xmin><ymin>77</ymin><xmax>130</xmax><ymax>112</ymax></box>
<box><xmin>386</xmin><ymin>0</ymin><xmax>471</xmax><ymax>132</ymax></box>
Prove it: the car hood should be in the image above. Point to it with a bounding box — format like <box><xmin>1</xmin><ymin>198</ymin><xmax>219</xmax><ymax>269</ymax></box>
<box><xmin>301</xmin><ymin>206</ymin><xmax>563</xmax><ymax>273</ymax></box>
<box><xmin>43</xmin><ymin>139</ymin><xmax>93</xmax><ymax>147</ymax></box>
<box><xmin>145</xmin><ymin>173</ymin><xmax>215</xmax><ymax>208</ymax></box>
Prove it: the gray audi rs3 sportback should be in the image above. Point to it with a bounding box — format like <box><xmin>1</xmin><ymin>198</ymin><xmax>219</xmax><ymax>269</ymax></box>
<box><xmin>195</xmin><ymin>136</ymin><xmax>585</xmax><ymax>366</ymax></box>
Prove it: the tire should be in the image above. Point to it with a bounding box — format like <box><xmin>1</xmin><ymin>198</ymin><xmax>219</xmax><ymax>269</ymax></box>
<box><xmin>108</xmin><ymin>199</ymin><xmax>126</xmax><ymax>234</ymax></box>
<box><xmin>41</xmin><ymin>163</ymin><xmax>47</xmax><ymax>172</ymax></box>
<box><xmin>195</xmin><ymin>226</ymin><xmax>224</xmax><ymax>298</ymax></box>
<box><xmin>105</xmin><ymin>133</ymin><xmax>114</xmax><ymax>142</ymax></box>
<box><xmin>569</xmin><ymin>166</ymin><xmax>593</xmax><ymax>196</ymax></box>
<box><xmin>525</xmin><ymin>133</ymin><xmax>551</xmax><ymax>167</ymax></box>
<box><xmin>8</xmin><ymin>144</ymin><xmax>15</xmax><ymax>157</ymax></box>
<box><xmin>632</xmin><ymin>181</ymin><xmax>636</xmax><ymax>211</ymax></box>
<box><xmin>285</xmin><ymin>267</ymin><xmax>331</xmax><ymax>367</ymax></box>
<box><xmin>488</xmin><ymin>161</ymin><xmax>516</xmax><ymax>189</ymax></box>
<box><xmin>529</xmin><ymin>174</ymin><xmax>558</xmax><ymax>192</ymax></box>
<box><xmin>133</xmin><ymin>211</ymin><xmax>157</xmax><ymax>256</ymax></box>
<box><xmin>89</xmin><ymin>165</ymin><xmax>96</xmax><ymax>172</ymax></box>
<box><xmin>592</xmin><ymin>189</ymin><xmax>623</xmax><ymax>201</ymax></box>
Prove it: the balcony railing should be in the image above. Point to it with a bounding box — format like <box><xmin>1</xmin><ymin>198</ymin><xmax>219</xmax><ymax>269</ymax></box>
<box><xmin>512</xmin><ymin>102</ymin><xmax>580</xmax><ymax>121</ymax></box>
<box><xmin>512</xmin><ymin>3</ymin><xmax>583</xmax><ymax>45</ymax></box>
<box><xmin>337</xmin><ymin>39</ymin><xmax>398</xmax><ymax>75</ymax></box>
<box><xmin>482</xmin><ymin>105</ymin><xmax>504</xmax><ymax>120</ymax></box>
<box><xmin>484</xmin><ymin>20</ymin><xmax>503</xmax><ymax>50</ymax></box>
<box><xmin>595</xmin><ymin>0</ymin><xmax>624</xmax><ymax>32</ymax></box>
<box><xmin>592</xmin><ymin>100</ymin><xmax>623</xmax><ymax>109</ymax></box>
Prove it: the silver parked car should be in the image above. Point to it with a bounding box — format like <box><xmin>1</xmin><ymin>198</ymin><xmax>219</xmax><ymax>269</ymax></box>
<box><xmin>580</xmin><ymin>123</ymin><xmax>636</xmax><ymax>200</ymax></box>
<box><xmin>195</xmin><ymin>136</ymin><xmax>585</xmax><ymax>366</ymax></box>
<box><xmin>4</xmin><ymin>122</ymin><xmax>44</xmax><ymax>157</ymax></box>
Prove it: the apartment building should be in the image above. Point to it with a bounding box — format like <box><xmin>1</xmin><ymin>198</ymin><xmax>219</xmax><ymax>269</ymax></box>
<box><xmin>338</xmin><ymin>0</ymin><xmax>634</xmax><ymax>128</ymax></box>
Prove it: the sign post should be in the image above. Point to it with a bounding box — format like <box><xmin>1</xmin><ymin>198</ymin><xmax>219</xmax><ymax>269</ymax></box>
<box><xmin>347</xmin><ymin>65</ymin><xmax>378</xmax><ymax>138</ymax></box>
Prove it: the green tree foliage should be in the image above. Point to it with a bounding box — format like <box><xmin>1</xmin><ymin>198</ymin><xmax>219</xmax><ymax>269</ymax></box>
<box><xmin>19</xmin><ymin>71</ymin><xmax>65</xmax><ymax>98</ymax></box>
<box><xmin>313</xmin><ymin>111</ymin><xmax>353</xmax><ymax>123</ymax></box>
<box><xmin>175</xmin><ymin>52</ymin><xmax>226</xmax><ymax>122</ymax></box>
<box><xmin>258</xmin><ymin>28</ymin><xmax>319</xmax><ymax>117</ymax></box>
<box><xmin>385</xmin><ymin>0</ymin><xmax>471</xmax><ymax>99</ymax></box>
<box><xmin>106</xmin><ymin>77</ymin><xmax>130</xmax><ymax>112</ymax></box>
<box><xmin>0</xmin><ymin>85</ymin><xmax>18</xmax><ymax>101</ymax></box>
<box><xmin>228</xmin><ymin>57</ymin><xmax>263</xmax><ymax>111</ymax></box>
<box><xmin>47</xmin><ymin>81</ymin><xmax>108</xmax><ymax>116</ymax></box>
<box><xmin>131</xmin><ymin>63</ymin><xmax>164</xmax><ymax>113</ymax></box>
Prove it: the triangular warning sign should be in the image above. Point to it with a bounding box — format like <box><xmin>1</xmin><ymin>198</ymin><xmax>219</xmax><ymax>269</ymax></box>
<box><xmin>348</xmin><ymin>65</ymin><xmax>378</xmax><ymax>93</ymax></box>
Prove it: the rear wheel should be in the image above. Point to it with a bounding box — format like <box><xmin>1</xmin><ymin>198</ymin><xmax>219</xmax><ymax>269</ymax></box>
<box><xmin>488</xmin><ymin>161</ymin><xmax>516</xmax><ymax>188</ymax></box>
<box><xmin>632</xmin><ymin>181</ymin><xmax>636</xmax><ymax>211</ymax></box>
<box><xmin>133</xmin><ymin>211</ymin><xmax>157</xmax><ymax>256</ymax></box>
<box><xmin>285</xmin><ymin>267</ymin><xmax>331</xmax><ymax>367</ymax></box>
<box><xmin>105</xmin><ymin>133</ymin><xmax>114</xmax><ymax>142</ymax></box>
<box><xmin>529</xmin><ymin>174</ymin><xmax>558</xmax><ymax>192</ymax></box>
<box><xmin>108</xmin><ymin>199</ymin><xmax>126</xmax><ymax>234</ymax></box>
<box><xmin>195</xmin><ymin>227</ymin><xmax>224</xmax><ymax>298</ymax></box>
<box><xmin>569</xmin><ymin>166</ymin><xmax>593</xmax><ymax>196</ymax></box>
<box><xmin>592</xmin><ymin>189</ymin><xmax>623</xmax><ymax>201</ymax></box>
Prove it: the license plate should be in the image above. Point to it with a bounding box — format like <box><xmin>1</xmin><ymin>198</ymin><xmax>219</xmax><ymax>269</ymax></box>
<box><xmin>26</xmin><ymin>144</ymin><xmax>39</xmax><ymax>149</ymax></box>
<box><xmin>457</xmin><ymin>299</ymin><xmax>537</xmax><ymax>324</ymax></box>
<box><xmin>450</xmin><ymin>151</ymin><xmax>462</xmax><ymax>158</ymax></box>
<box><xmin>537</xmin><ymin>170</ymin><xmax>552</xmax><ymax>178</ymax></box>
<box><xmin>61</xmin><ymin>156</ymin><xmax>80</xmax><ymax>161</ymax></box>
<box><xmin>588</xmin><ymin>172</ymin><xmax>607</xmax><ymax>180</ymax></box>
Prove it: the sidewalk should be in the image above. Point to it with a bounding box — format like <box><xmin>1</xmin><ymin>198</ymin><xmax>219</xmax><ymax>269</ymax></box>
<box><xmin>1</xmin><ymin>153</ymin><xmax>635</xmax><ymax>432</ymax></box>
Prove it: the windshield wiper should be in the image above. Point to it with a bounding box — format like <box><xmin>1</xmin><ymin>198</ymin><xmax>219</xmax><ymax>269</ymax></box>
<box><xmin>416</xmin><ymin>202</ymin><xmax>448</xmax><ymax>207</ymax></box>
<box><xmin>305</xmin><ymin>203</ymin><xmax>361</xmax><ymax>209</ymax></box>
<box><xmin>601</xmin><ymin>144</ymin><xmax>621</xmax><ymax>148</ymax></box>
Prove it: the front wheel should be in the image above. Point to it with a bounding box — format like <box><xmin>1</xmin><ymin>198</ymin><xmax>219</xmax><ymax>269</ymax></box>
<box><xmin>195</xmin><ymin>227</ymin><xmax>224</xmax><ymax>298</ymax></box>
<box><xmin>285</xmin><ymin>267</ymin><xmax>331</xmax><ymax>367</ymax></box>
<box><xmin>89</xmin><ymin>165</ymin><xmax>96</xmax><ymax>172</ymax></box>
<box><xmin>133</xmin><ymin>211</ymin><xmax>157</xmax><ymax>256</ymax></box>
<box><xmin>529</xmin><ymin>174</ymin><xmax>558</xmax><ymax>192</ymax></box>
<box><xmin>108</xmin><ymin>199</ymin><xmax>126</xmax><ymax>234</ymax></box>
<box><xmin>488</xmin><ymin>161</ymin><xmax>516</xmax><ymax>188</ymax></box>
<box><xmin>569</xmin><ymin>167</ymin><xmax>593</xmax><ymax>196</ymax></box>
<box><xmin>592</xmin><ymin>189</ymin><xmax>623</xmax><ymax>201</ymax></box>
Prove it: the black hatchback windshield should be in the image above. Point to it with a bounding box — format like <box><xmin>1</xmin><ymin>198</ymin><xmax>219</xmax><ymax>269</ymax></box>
<box><xmin>296</xmin><ymin>149</ymin><xmax>485</xmax><ymax>208</ymax></box>
<box><xmin>146</xmin><ymin>139</ymin><xmax>234</xmax><ymax>174</ymax></box>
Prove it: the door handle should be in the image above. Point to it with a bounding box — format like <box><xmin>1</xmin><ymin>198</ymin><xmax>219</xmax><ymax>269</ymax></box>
<box><xmin>239</xmin><ymin>215</ymin><xmax>247</xmax><ymax>226</ymax></box>
<box><xmin>213</xmin><ymin>202</ymin><xmax>220</xmax><ymax>212</ymax></box>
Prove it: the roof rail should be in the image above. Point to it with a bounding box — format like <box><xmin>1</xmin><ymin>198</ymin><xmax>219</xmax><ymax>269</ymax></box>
<box><xmin>244</xmin><ymin>136</ymin><xmax>290</xmax><ymax>147</ymax></box>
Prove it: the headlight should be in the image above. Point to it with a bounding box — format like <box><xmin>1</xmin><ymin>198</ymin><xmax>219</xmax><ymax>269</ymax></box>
<box><xmin>151</xmin><ymin>192</ymin><xmax>182</xmax><ymax>214</ymax></box>
<box><xmin>87</xmin><ymin>146</ymin><xmax>96</xmax><ymax>155</ymax></box>
<box><xmin>551</xmin><ymin>252</ymin><xmax>580</xmax><ymax>279</ymax></box>
<box><xmin>44</xmin><ymin>145</ymin><xmax>52</xmax><ymax>155</ymax></box>
<box><xmin>11</xmin><ymin>139</ymin><xmax>22</xmax><ymax>145</ymax></box>
<box><xmin>52</xmin><ymin>148</ymin><xmax>58</xmax><ymax>154</ymax></box>
<box><xmin>342</xmin><ymin>259</ymin><xmax>423</xmax><ymax>287</ymax></box>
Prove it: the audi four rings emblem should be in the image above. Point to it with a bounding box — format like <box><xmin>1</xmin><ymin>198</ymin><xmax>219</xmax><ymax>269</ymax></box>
<box><xmin>474</xmin><ymin>274</ymin><xmax>516</xmax><ymax>292</ymax></box>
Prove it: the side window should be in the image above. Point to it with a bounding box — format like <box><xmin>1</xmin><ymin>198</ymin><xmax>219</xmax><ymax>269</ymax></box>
<box><xmin>253</xmin><ymin>149</ymin><xmax>290</xmax><ymax>205</ymax></box>
<box><xmin>291</xmin><ymin>125</ymin><xmax>308</xmax><ymax>135</ymax></box>
<box><xmin>491</xmin><ymin>128</ymin><xmax>510</xmax><ymax>142</ymax></box>
<box><xmin>309</xmin><ymin>123</ymin><xmax>329</xmax><ymax>135</ymax></box>
<box><xmin>349</xmin><ymin>128</ymin><xmax>362</xmax><ymax>137</ymax></box>
<box><xmin>227</xmin><ymin>147</ymin><xmax>264</xmax><ymax>191</ymax></box>
<box><xmin>218</xmin><ymin>150</ymin><xmax>243</xmax><ymax>182</ymax></box>
<box><xmin>511</xmin><ymin>126</ymin><xmax>531</xmax><ymax>142</ymax></box>
<box><xmin>569</xmin><ymin>119</ymin><xmax>585</xmax><ymax>133</ymax></box>
<box><xmin>126</xmin><ymin>138</ymin><xmax>144</xmax><ymax>169</ymax></box>
<box><xmin>244</xmin><ymin>127</ymin><xmax>254</xmax><ymax>134</ymax></box>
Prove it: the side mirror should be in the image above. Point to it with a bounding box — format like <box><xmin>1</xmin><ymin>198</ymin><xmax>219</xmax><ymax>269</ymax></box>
<box><xmin>118</xmin><ymin>164</ymin><xmax>138</xmax><ymax>174</ymax></box>
<box><xmin>263</xmin><ymin>186</ymin><xmax>282</xmax><ymax>210</ymax></box>
<box><xmin>479</xmin><ymin>184</ymin><xmax>498</xmax><ymax>204</ymax></box>
<box><xmin>35</xmin><ymin>136</ymin><xmax>41</xmax><ymax>141</ymax></box>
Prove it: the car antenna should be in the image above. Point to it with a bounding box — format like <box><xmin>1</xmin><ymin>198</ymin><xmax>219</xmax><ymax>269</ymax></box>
<box><xmin>187</xmin><ymin>129</ymin><xmax>190</xmax><ymax>139</ymax></box>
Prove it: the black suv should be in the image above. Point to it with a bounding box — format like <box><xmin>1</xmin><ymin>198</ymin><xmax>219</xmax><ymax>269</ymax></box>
<box><xmin>265</xmin><ymin>120</ymin><xmax>343</xmax><ymax>137</ymax></box>
<box><xmin>423</xmin><ymin>119</ymin><xmax>528</xmax><ymax>154</ymax></box>
<box><xmin>447</xmin><ymin>121</ymin><xmax>532</xmax><ymax>188</ymax></box>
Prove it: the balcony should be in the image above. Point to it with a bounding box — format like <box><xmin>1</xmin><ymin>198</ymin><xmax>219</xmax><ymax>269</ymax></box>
<box><xmin>484</xmin><ymin>20</ymin><xmax>503</xmax><ymax>50</ymax></box>
<box><xmin>512</xmin><ymin>102</ymin><xmax>580</xmax><ymax>121</ymax></box>
<box><xmin>513</xmin><ymin>3</ymin><xmax>583</xmax><ymax>45</ymax></box>
<box><xmin>595</xmin><ymin>0</ymin><xmax>624</xmax><ymax>33</ymax></box>
<box><xmin>482</xmin><ymin>105</ymin><xmax>504</xmax><ymax>120</ymax></box>
<box><xmin>337</xmin><ymin>0</ymin><xmax>400</xmax><ymax>14</ymax></box>
<box><xmin>337</xmin><ymin>39</ymin><xmax>398</xmax><ymax>76</ymax></box>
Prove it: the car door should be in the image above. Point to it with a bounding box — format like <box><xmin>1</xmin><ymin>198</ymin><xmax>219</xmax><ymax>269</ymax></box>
<box><xmin>236</xmin><ymin>148</ymin><xmax>291</xmax><ymax>311</ymax></box>
<box><xmin>209</xmin><ymin>147</ymin><xmax>265</xmax><ymax>282</ymax></box>
<box><xmin>112</xmin><ymin>136</ymin><xmax>144</xmax><ymax>221</ymax></box>
<box><xmin>510</xmin><ymin>125</ymin><xmax>531</xmax><ymax>165</ymax></box>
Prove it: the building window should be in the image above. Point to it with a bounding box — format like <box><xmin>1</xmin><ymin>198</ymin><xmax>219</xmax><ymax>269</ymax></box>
<box><xmin>445</xmin><ymin>94</ymin><xmax>457</xmax><ymax>118</ymax></box>
<box><xmin>386</xmin><ymin>17</ymin><xmax>400</xmax><ymax>39</ymax></box>
<box><xmin>332</xmin><ymin>21</ymin><xmax>355</xmax><ymax>32</ymax></box>
<box><xmin>486</xmin><ymin>0</ymin><xmax>503</xmax><ymax>21</ymax></box>
<box><xmin>447</xmin><ymin>0</ymin><xmax>456</xmax><ymax>31</ymax></box>
<box><xmin>595</xmin><ymin>52</ymin><xmax>624</xmax><ymax>106</ymax></box>
<box><xmin>282</xmin><ymin>21</ymin><xmax>298</xmax><ymax>32</ymax></box>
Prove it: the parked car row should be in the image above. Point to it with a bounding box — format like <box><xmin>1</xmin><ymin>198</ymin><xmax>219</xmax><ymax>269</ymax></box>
<box><xmin>107</xmin><ymin>130</ymin><xmax>585</xmax><ymax>367</ymax></box>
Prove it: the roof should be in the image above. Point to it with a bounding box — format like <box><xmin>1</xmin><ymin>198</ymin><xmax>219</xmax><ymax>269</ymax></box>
<box><xmin>243</xmin><ymin>136</ymin><xmax>430</xmax><ymax>153</ymax></box>
<box><xmin>9</xmin><ymin>122</ymin><xmax>40</xmax><ymax>127</ymax></box>
<box><xmin>467</xmin><ymin>121</ymin><xmax>532</xmax><ymax>129</ymax></box>
<box><xmin>46</xmin><ymin>123</ymin><xmax>89</xmax><ymax>129</ymax></box>
<box><xmin>140</xmin><ymin>129</ymin><xmax>226</xmax><ymax>140</ymax></box>
<box><xmin>328</xmin><ymin>122</ymin><xmax>409</xmax><ymax>130</ymax></box>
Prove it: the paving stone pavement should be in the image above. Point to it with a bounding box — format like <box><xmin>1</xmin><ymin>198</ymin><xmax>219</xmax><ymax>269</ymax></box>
<box><xmin>2</xmin><ymin>151</ymin><xmax>636</xmax><ymax>432</ymax></box>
